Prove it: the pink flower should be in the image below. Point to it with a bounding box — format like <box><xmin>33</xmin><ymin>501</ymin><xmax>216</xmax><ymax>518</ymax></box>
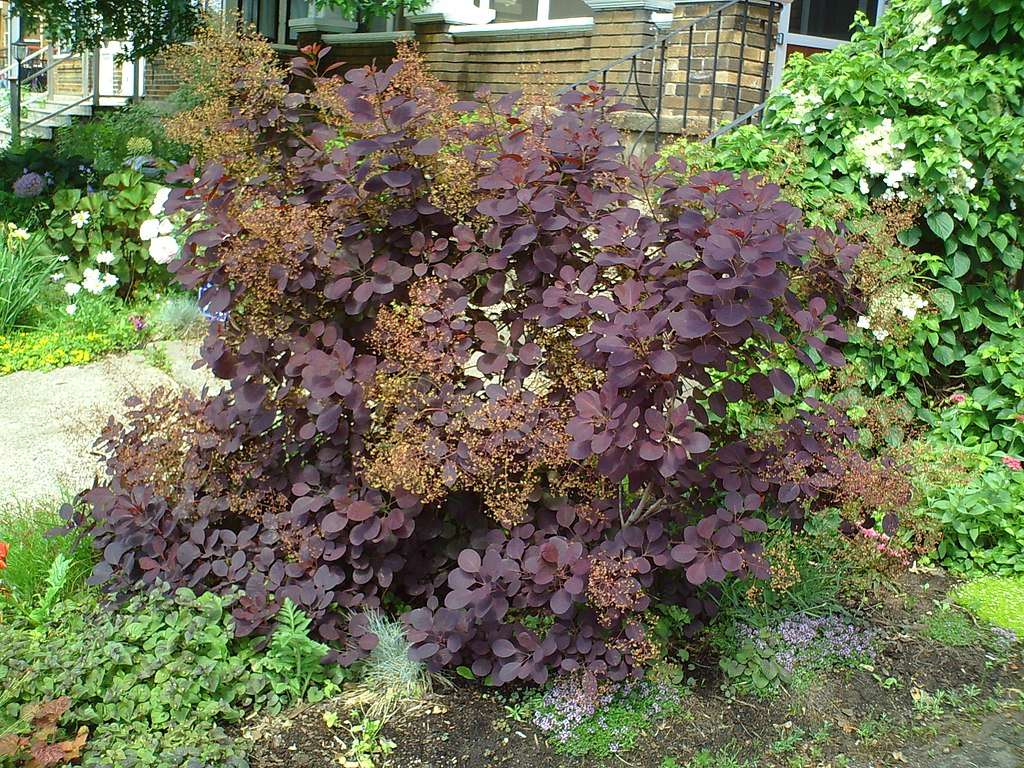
<box><xmin>950</xmin><ymin>392</ymin><xmax>967</xmax><ymax>404</ymax></box>
<box><xmin>1015</xmin><ymin>414</ymin><xmax>1024</xmax><ymax>423</ymax></box>
<box><xmin>1002</xmin><ymin>456</ymin><xmax>1023</xmax><ymax>471</ymax></box>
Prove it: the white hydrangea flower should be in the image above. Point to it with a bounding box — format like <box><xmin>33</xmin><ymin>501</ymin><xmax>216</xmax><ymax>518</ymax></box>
<box><xmin>95</xmin><ymin>250</ymin><xmax>115</xmax><ymax>265</ymax></box>
<box><xmin>149</xmin><ymin>187</ymin><xmax>171</xmax><ymax>217</ymax></box>
<box><xmin>895</xmin><ymin>291</ymin><xmax>928</xmax><ymax>321</ymax></box>
<box><xmin>158</xmin><ymin>218</ymin><xmax>174</xmax><ymax>236</ymax></box>
<box><xmin>872</xmin><ymin>328</ymin><xmax>890</xmax><ymax>342</ymax></box>
<box><xmin>149</xmin><ymin>236</ymin><xmax>179</xmax><ymax>265</ymax></box>
<box><xmin>139</xmin><ymin>218</ymin><xmax>161</xmax><ymax>241</ymax></box>
<box><xmin>64</xmin><ymin>282</ymin><xmax>81</xmax><ymax>297</ymax></box>
<box><xmin>857</xmin><ymin>316</ymin><xmax>872</xmax><ymax>330</ymax></box>
<box><xmin>787</xmin><ymin>87</ymin><xmax>823</xmax><ymax>124</ymax></box>
<box><xmin>102</xmin><ymin>272</ymin><xmax>118</xmax><ymax>289</ymax></box>
<box><xmin>859</xmin><ymin>178</ymin><xmax>871</xmax><ymax>195</ymax></box>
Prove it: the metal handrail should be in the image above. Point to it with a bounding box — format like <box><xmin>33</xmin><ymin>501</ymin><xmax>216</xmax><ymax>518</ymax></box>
<box><xmin>20</xmin><ymin>93</ymin><xmax>91</xmax><ymax>132</ymax></box>
<box><xmin>561</xmin><ymin>0</ymin><xmax>750</xmax><ymax>93</ymax></box>
<box><xmin>560</xmin><ymin>0</ymin><xmax>782</xmax><ymax>154</ymax></box>
<box><xmin>0</xmin><ymin>44</ymin><xmax>50</xmax><ymax>80</ymax></box>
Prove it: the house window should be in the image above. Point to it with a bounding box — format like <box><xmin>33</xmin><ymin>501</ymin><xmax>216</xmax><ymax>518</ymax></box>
<box><xmin>238</xmin><ymin>0</ymin><xmax>307</xmax><ymax>44</ymax></box>
<box><xmin>788</xmin><ymin>0</ymin><xmax>879</xmax><ymax>41</ymax></box>
<box><xmin>484</xmin><ymin>0</ymin><xmax>591</xmax><ymax>23</ymax></box>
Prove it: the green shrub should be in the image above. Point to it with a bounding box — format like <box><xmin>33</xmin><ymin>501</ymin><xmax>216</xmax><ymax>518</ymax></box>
<box><xmin>0</xmin><ymin>587</ymin><xmax>344</xmax><ymax>768</ymax></box>
<box><xmin>953</xmin><ymin>576</ymin><xmax>1024</xmax><ymax>634</ymax></box>
<box><xmin>925</xmin><ymin>460</ymin><xmax>1024</xmax><ymax>574</ymax></box>
<box><xmin>55</xmin><ymin>104</ymin><xmax>187</xmax><ymax>175</ymax></box>
<box><xmin>45</xmin><ymin>170</ymin><xmax>172</xmax><ymax>299</ymax></box>
<box><xmin>925</xmin><ymin>328</ymin><xmax>1024</xmax><ymax>455</ymax></box>
<box><xmin>0</xmin><ymin>228</ymin><xmax>56</xmax><ymax>335</ymax></box>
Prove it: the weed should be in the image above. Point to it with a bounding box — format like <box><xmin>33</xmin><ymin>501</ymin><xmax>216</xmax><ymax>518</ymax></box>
<box><xmin>143</xmin><ymin>344</ymin><xmax>172</xmax><ymax>374</ymax></box>
<box><xmin>677</xmin><ymin>744</ymin><xmax>753</xmax><ymax>768</ymax></box>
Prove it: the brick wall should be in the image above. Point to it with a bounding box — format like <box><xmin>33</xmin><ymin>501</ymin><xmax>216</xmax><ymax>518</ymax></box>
<box><xmin>144</xmin><ymin>0</ymin><xmax>780</xmax><ymax>142</ymax></box>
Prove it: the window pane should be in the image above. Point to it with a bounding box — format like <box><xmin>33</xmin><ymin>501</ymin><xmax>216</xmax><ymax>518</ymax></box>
<box><xmin>492</xmin><ymin>0</ymin><xmax>539</xmax><ymax>22</ymax></box>
<box><xmin>549</xmin><ymin>0</ymin><xmax>591</xmax><ymax>19</ymax></box>
<box><xmin>789</xmin><ymin>0</ymin><xmax>878</xmax><ymax>40</ymax></box>
<box><xmin>258</xmin><ymin>0</ymin><xmax>279</xmax><ymax>40</ymax></box>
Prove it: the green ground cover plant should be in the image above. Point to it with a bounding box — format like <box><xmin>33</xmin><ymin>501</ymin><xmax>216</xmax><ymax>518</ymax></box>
<box><xmin>0</xmin><ymin>295</ymin><xmax>150</xmax><ymax>375</ymax></box>
<box><xmin>0</xmin><ymin>586</ymin><xmax>345</xmax><ymax>768</ymax></box>
<box><xmin>953</xmin><ymin>576</ymin><xmax>1024</xmax><ymax>634</ymax></box>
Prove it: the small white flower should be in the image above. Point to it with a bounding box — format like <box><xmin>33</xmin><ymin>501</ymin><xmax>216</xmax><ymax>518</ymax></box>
<box><xmin>50</xmin><ymin>272</ymin><xmax>65</xmax><ymax>282</ymax></box>
<box><xmin>57</xmin><ymin>255</ymin><xmax>70</xmax><ymax>262</ymax></box>
<box><xmin>102</xmin><ymin>272</ymin><xmax>118</xmax><ymax>288</ymax></box>
<box><xmin>872</xmin><ymin>328</ymin><xmax>890</xmax><ymax>342</ymax></box>
<box><xmin>158</xmin><ymin>218</ymin><xmax>174</xmax><ymax>236</ymax></box>
<box><xmin>64</xmin><ymin>282</ymin><xmax>81</xmax><ymax>297</ymax></box>
<box><xmin>139</xmin><ymin>218</ymin><xmax>161</xmax><ymax>241</ymax></box>
<box><xmin>149</xmin><ymin>187</ymin><xmax>171</xmax><ymax>217</ymax></box>
<box><xmin>859</xmin><ymin>178</ymin><xmax>871</xmax><ymax>195</ymax></box>
<box><xmin>82</xmin><ymin>267</ymin><xmax>106</xmax><ymax>294</ymax></box>
<box><xmin>857</xmin><ymin>315</ymin><xmax>872</xmax><ymax>330</ymax></box>
<box><xmin>149</xmin><ymin>235</ymin><xmax>179</xmax><ymax>265</ymax></box>
<box><xmin>65</xmin><ymin>304</ymin><xmax>77</xmax><ymax>316</ymax></box>
<box><xmin>95</xmin><ymin>250</ymin><xmax>115</xmax><ymax>265</ymax></box>
<box><xmin>70</xmin><ymin>211</ymin><xmax>91</xmax><ymax>228</ymax></box>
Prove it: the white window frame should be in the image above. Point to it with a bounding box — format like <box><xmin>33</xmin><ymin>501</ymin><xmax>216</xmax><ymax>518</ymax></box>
<box><xmin>772</xmin><ymin>0</ymin><xmax>888</xmax><ymax>87</ymax></box>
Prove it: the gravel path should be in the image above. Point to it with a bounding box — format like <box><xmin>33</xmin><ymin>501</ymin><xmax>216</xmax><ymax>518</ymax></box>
<box><xmin>0</xmin><ymin>341</ymin><xmax>216</xmax><ymax>504</ymax></box>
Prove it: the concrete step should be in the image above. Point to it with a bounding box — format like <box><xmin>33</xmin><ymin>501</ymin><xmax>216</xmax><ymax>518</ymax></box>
<box><xmin>0</xmin><ymin>122</ymin><xmax>53</xmax><ymax>140</ymax></box>
<box><xmin>24</xmin><ymin>109</ymin><xmax>76</xmax><ymax>128</ymax></box>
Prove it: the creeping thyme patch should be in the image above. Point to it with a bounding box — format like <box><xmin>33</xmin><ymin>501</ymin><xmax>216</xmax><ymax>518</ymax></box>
<box><xmin>531</xmin><ymin>675</ymin><xmax>683</xmax><ymax>758</ymax></box>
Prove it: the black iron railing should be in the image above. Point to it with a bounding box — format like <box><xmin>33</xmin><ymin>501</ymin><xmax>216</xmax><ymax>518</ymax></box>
<box><xmin>562</xmin><ymin>0</ymin><xmax>782</xmax><ymax>154</ymax></box>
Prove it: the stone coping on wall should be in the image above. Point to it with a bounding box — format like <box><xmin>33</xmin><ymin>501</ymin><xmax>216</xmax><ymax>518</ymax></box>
<box><xmin>449</xmin><ymin>18</ymin><xmax>595</xmax><ymax>38</ymax></box>
<box><xmin>322</xmin><ymin>30</ymin><xmax>416</xmax><ymax>44</ymax></box>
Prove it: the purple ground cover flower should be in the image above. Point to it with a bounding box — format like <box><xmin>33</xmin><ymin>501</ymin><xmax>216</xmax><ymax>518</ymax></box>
<box><xmin>742</xmin><ymin>613</ymin><xmax>876</xmax><ymax>674</ymax></box>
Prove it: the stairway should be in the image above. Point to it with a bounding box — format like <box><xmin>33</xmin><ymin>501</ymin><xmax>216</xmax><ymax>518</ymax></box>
<box><xmin>0</xmin><ymin>44</ymin><xmax>135</xmax><ymax>145</ymax></box>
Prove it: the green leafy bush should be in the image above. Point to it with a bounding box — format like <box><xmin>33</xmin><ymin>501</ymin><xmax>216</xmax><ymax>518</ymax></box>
<box><xmin>55</xmin><ymin>104</ymin><xmax>187</xmax><ymax>175</ymax></box>
<box><xmin>925</xmin><ymin>460</ymin><xmax>1024</xmax><ymax>574</ymax></box>
<box><xmin>926</xmin><ymin>329</ymin><xmax>1024</xmax><ymax>455</ymax></box>
<box><xmin>0</xmin><ymin>587</ymin><xmax>344</xmax><ymax>768</ymax></box>
<box><xmin>45</xmin><ymin>170</ymin><xmax>172</xmax><ymax>298</ymax></box>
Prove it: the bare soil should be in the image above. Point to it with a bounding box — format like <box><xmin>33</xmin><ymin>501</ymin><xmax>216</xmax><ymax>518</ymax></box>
<box><xmin>245</xmin><ymin>572</ymin><xmax>1024</xmax><ymax>768</ymax></box>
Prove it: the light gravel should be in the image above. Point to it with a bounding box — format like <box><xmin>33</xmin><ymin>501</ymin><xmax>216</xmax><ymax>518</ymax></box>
<box><xmin>0</xmin><ymin>341</ymin><xmax>217</xmax><ymax>504</ymax></box>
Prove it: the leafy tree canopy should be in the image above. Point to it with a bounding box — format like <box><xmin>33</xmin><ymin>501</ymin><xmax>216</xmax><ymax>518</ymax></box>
<box><xmin>11</xmin><ymin>0</ymin><xmax>201</xmax><ymax>59</ymax></box>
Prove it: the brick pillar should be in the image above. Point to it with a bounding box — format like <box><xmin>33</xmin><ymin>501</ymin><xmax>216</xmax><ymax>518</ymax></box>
<box><xmin>662</xmin><ymin>0</ymin><xmax>781</xmax><ymax>133</ymax></box>
<box><xmin>408</xmin><ymin>0</ymin><xmax>495</xmax><ymax>97</ymax></box>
